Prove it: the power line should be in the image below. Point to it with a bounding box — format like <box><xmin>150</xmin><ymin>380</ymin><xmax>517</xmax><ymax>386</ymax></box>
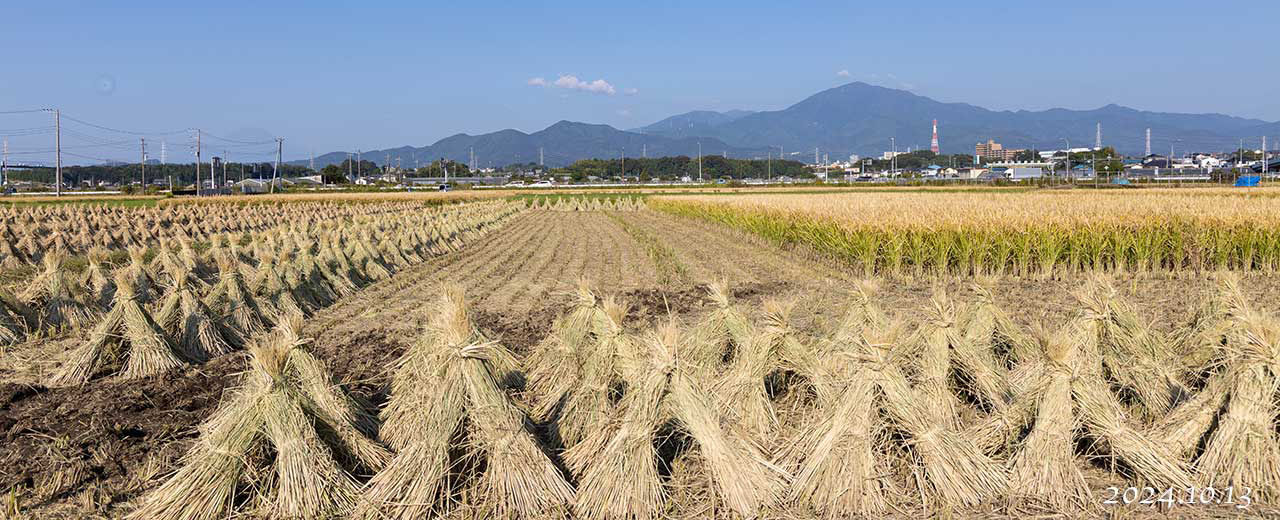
<box><xmin>59</xmin><ymin>114</ymin><xmax>188</xmax><ymax>136</ymax></box>
<box><xmin>201</xmin><ymin>131</ymin><xmax>277</xmax><ymax>146</ymax></box>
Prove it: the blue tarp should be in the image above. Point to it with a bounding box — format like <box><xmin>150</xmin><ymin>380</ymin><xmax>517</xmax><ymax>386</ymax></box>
<box><xmin>1111</xmin><ymin>178</ymin><xmax>1130</xmax><ymax>185</ymax></box>
<box><xmin>1236</xmin><ymin>175</ymin><xmax>1261</xmax><ymax>187</ymax></box>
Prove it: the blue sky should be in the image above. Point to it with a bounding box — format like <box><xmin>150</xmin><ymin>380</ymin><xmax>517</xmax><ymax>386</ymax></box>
<box><xmin>1</xmin><ymin>1</ymin><xmax>1276</xmax><ymax>162</ymax></box>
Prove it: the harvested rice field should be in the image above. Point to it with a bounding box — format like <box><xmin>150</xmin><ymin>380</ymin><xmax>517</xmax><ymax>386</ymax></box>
<box><xmin>2</xmin><ymin>190</ymin><xmax>1280</xmax><ymax>519</ymax></box>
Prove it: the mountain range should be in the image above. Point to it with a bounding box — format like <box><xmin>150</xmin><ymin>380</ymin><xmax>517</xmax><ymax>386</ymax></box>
<box><xmin>296</xmin><ymin>82</ymin><xmax>1278</xmax><ymax>169</ymax></box>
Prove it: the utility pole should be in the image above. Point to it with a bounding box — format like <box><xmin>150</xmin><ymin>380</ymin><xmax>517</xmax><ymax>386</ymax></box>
<box><xmin>698</xmin><ymin>141</ymin><xmax>702</xmax><ymax>182</ymax></box>
<box><xmin>140</xmin><ymin>138</ymin><xmax>146</xmax><ymax>189</ymax></box>
<box><xmin>1061</xmin><ymin>138</ymin><xmax>1071</xmax><ymax>184</ymax></box>
<box><xmin>539</xmin><ymin>147</ymin><xmax>544</xmax><ymax>167</ymax></box>
<box><xmin>165</xmin><ymin>138</ymin><xmax>173</xmax><ymax>192</ymax></box>
<box><xmin>222</xmin><ymin>150</ymin><xmax>228</xmax><ymax>189</ymax></box>
<box><xmin>347</xmin><ymin>153</ymin><xmax>352</xmax><ymax>181</ymax></box>
<box><xmin>195</xmin><ymin>129</ymin><xmax>201</xmax><ymax>196</ymax></box>
<box><xmin>1</xmin><ymin>137</ymin><xmax>7</xmax><ymax>187</ymax></box>
<box><xmin>309</xmin><ymin>150</ymin><xmax>315</xmax><ymax>171</ymax></box>
<box><xmin>891</xmin><ymin>138</ymin><xmax>896</xmax><ymax>176</ymax></box>
<box><xmin>620</xmin><ymin>148</ymin><xmax>624</xmax><ymax>179</ymax></box>
<box><xmin>52</xmin><ymin>109</ymin><xmax>62</xmax><ymax>196</ymax></box>
<box><xmin>442</xmin><ymin>157</ymin><xmax>449</xmax><ymax>184</ymax></box>
<box><xmin>642</xmin><ymin>143</ymin><xmax>646</xmax><ymax>158</ymax></box>
<box><xmin>270</xmin><ymin>138</ymin><xmax>282</xmax><ymax>193</ymax></box>
<box><xmin>767</xmin><ymin>151</ymin><xmax>772</xmax><ymax>181</ymax></box>
<box><xmin>357</xmin><ymin>149</ymin><xmax>361</xmax><ymax>180</ymax></box>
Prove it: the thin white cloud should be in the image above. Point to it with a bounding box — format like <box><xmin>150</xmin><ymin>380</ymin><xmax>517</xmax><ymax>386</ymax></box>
<box><xmin>624</xmin><ymin>87</ymin><xmax>639</xmax><ymax>96</ymax></box>
<box><xmin>836</xmin><ymin>69</ymin><xmax>851</xmax><ymax>77</ymax></box>
<box><xmin>553</xmin><ymin>74</ymin><xmax>616</xmax><ymax>95</ymax></box>
<box><xmin>528</xmin><ymin>74</ymin><xmax>623</xmax><ymax>95</ymax></box>
<box><xmin>616</xmin><ymin>109</ymin><xmax>632</xmax><ymax>117</ymax></box>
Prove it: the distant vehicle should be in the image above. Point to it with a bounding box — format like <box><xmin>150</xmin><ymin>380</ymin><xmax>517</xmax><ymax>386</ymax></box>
<box><xmin>438</xmin><ymin>184</ymin><xmax>451</xmax><ymax>191</ymax></box>
<box><xmin>530</xmin><ymin>180</ymin><xmax>554</xmax><ymax>187</ymax></box>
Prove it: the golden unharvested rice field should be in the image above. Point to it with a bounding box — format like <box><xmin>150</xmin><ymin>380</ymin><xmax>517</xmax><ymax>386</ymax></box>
<box><xmin>654</xmin><ymin>188</ymin><xmax>1280</xmax><ymax>276</ymax></box>
<box><xmin>1</xmin><ymin>188</ymin><xmax>1278</xmax><ymax>519</ymax></box>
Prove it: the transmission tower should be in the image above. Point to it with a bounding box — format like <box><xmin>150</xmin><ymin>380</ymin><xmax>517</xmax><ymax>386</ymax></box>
<box><xmin>930</xmin><ymin>119</ymin><xmax>940</xmax><ymax>154</ymax></box>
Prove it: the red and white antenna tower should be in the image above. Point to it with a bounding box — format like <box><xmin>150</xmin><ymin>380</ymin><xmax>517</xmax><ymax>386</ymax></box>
<box><xmin>930</xmin><ymin>119</ymin><xmax>940</xmax><ymax>154</ymax></box>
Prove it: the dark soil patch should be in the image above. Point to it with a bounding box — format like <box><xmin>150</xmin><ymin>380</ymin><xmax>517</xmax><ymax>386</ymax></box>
<box><xmin>0</xmin><ymin>356</ymin><xmax>239</xmax><ymax>516</ymax></box>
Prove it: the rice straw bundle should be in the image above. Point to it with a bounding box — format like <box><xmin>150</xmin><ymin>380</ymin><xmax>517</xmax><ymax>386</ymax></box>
<box><xmin>1172</xmin><ymin>272</ymin><xmax>1240</xmax><ymax>378</ymax></box>
<box><xmin>970</xmin><ymin>281</ymin><xmax>1040</xmax><ymax>368</ymax></box>
<box><xmin>203</xmin><ymin>252</ymin><xmax>270</xmax><ymax>342</ymax></box>
<box><xmin>1192</xmin><ymin>293</ymin><xmax>1280</xmax><ymax>501</ymax></box>
<box><xmin>359</xmin><ymin>286</ymin><xmax>572</xmax><ymax>520</ymax></box>
<box><xmin>715</xmin><ymin>298</ymin><xmax>804</xmax><ymax>438</ymax></box>
<box><xmin>1007</xmin><ymin>321</ymin><xmax>1090</xmax><ymax>510</ymax></box>
<box><xmin>0</xmin><ymin>289</ymin><xmax>32</xmax><ymax>345</ymax></box>
<box><xmin>866</xmin><ymin>322</ymin><xmax>1009</xmax><ymax>509</ymax></box>
<box><xmin>20</xmin><ymin>251</ymin><xmax>96</xmax><ymax>332</ymax></box>
<box><xmin>1075</xmin><ymin>277</ymin><xmax>1190</xmax><ymax>421</ymax></box>
<box><xmin>1072</xmin><ymin>320</ymin><xmax>1193</xmax><ymax>489</ymax></box>
<box><xmin>782</xmin><ymin>350</ymin><xmax>892</xmax><ymax>517</ymax></box>
<box><xmin>129</xmin><ymin>317</ymin><xmax>376</xmax><ymax>520</ymax></box>
<box><xmin>49</xmin><ymin>271</ymin><xmax>185</xmax><ymax>386</ymax></box>
<box><xmin>917</xmin><ymin>289</ymin><xmax>964</xmax><ymax>427</ymax></box>
<box><xmin>539</xmin><ymin>292</ymin><xmax>632</xmax><ymax>448</ymax></box>
<box><xmin>82</xmin><ymin>246</ymin><xmax>115</xmax><ymax>309</ymax></box>
<box><xmin>569</xmin><ymin>322</ymin><xmax>785</xmax><ymax>520</ymax></box>
<box><xmin>686</xmin><ymin>281</ymin><xmax>754</xmax><ymax>373</ymax></box>
<box><xmin>121</xmin><ymin>246</ymin><xmax>157</xmax><ymax>304</ymax></box>
<box><xmin>155</xmin><ymin>263</ymin><xmax>236</xmax><ymax>360</ymax></box>
<box><xmin>527</xmin><ymin>279</ymin><xmax>600</xmax><ymax>401</ymax></box>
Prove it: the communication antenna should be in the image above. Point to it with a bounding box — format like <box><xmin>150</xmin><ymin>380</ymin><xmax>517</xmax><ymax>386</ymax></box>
<box><xmin>930</xmin><ymin>119</ymin><xmax>940</xmax><ymax>154</ymax></box>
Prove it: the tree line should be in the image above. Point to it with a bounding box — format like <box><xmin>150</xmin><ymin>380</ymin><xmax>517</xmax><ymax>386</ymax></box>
<box><xmin>5</xmin><ymin>162</ymin><xmax>313</xmax><ymax>187</ymax></box>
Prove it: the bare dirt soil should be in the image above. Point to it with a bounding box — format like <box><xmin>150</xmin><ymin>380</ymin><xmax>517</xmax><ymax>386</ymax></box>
<box><xmin>4</xmin><ymin>208</ymin><xmax>1280</xmax><ymax>518</ymax></box>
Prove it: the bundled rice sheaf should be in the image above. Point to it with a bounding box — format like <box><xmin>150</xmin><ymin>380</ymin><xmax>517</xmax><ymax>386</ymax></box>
<box><xmin>780</xmin><ymin>318</ymin><xmax>895</xmax><ymax>518</ymax></box>
<box><xmin>203</xmin><ymin>252</ymin><xmax>271</xmax><ymax>343</ymax></box>
<box><xmin>82</xmin><ymin>246</ymin><xmax>116</xmax><ymax>310</ymax></box>
<box><xmin>686</xmin><ymin>281</ymin><xmax>754</xmax><ymax>373</ymax></box>
<box><xmin>535</xmin><ymin>291</ymin><xmax>633</xmax><ymax>449</ymax></box>
<box><xmin>0</xmin><ymin>289</ymin><xmax>33</xmax><ymax>346</ymax></box>
<box><xmin>714</xmin><ymin>298</ymin><xmax>808</xmax><ymax>439</ymax></box>
<box><xmin>120</xmin><ymin>246</ymin><xmax>158</xmax><ymax>304</ymax></box>
<box><xmin>359</xmin><ymin>285</ymin><xmax>572</xmax><ymax>520</ymax></box>
<box><xmin>1075</xmin><ymin>277</ymin><xmax>1190</xmax><ymax>421</ymax></box>
<box><xmin>20</xmin><ymin>251</ymin><xmax>96</xmax><ymax>333</ymax></box>
<box><xmin>527</xmin><ymin>279</ymin><xmax>600</xmax><ymax>401</ymax></box>
<box><xmin>154</xmin><ymin>263</ymin><xmax>236</xmax><ymax>360</ymax></box>
<box><xmin>1071</xmin><ymin>318</ymin><xmax>1193</xmax><ymax>490</ymax></box>
<box><xmin>1182</xmin><ymin>278</ymin><xmax>1280</xmax><ymax>501</ymax></box>
<box><xmin>129</xmin><ymin>315</ymin><xmax>386</xmax><ymax>520</ymax></box>
<box><xmin>860</xmin><ymin>321</ymin><xmax>1009</xmax><ymax>510</ymax></box>
<box><xmin>567</xmin><ymin>321</ymin><xmax>786</xmax><ymax>520</ymax></box>
<box><xmin>1171</xmin><ymin>272</ymin><xmax>1241</xmax><ymax>379</ymax></box>
<box><xmin>49</xmin><ymin>270</ymin><xmax>186</xmax><ymax>386</ymax></box>
<box><xmin>1006</xmin><ymin>321</ymin><xmax>1091</xmax><ymax>510</ymax></box>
